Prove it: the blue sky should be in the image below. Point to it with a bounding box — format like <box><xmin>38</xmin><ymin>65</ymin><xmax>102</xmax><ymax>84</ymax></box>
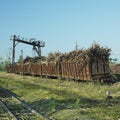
<box><xmin>0</xmin><ymin>0</ymin><xmax>120</xmax><ymax>61</ymax></box>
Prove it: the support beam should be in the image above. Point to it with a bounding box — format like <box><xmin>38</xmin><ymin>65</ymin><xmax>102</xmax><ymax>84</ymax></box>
<box><xmin>11</xmin><ymin>35</ymin><xmax>45</xmax><ymax>72</ymax></box>
<box><xmin>12</xmin><ymin>35</ymin><xmax>16</xmax><ymax>72</ymax></box>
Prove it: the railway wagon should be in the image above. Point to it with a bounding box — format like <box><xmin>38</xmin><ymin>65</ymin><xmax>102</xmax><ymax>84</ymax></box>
<box><xmin>60</xmin><ymin>58</ymin><xmax>110</xmax><ymax>82</ymax></box>
<box><xmin>31</xmin><ymin>63</ymin><xmax>43</xmax><ymax>76</ymax></box>
<box><xmin>90</xmin><ymin>59</ymin><xmax>110</xmax><ymax>81</ymax></box>
<box><xmin>14</xmin><ymin>63</ymin><xmax>22</xmax><ymax>74</ymax></box>
<box><xmin>6</xmin><ymin>64</ymin><xmax>13</xmax><ymax>73</ymax></box>
<box><xmin>41</xmin><ymin>62</ymin><xmax>59</xmax><ymax>78</ymax></box>
<box><xmin>23</xmin><ymin>63</ymin><xmax>31</xmax><ymax>75</ymax></box>
<box><xmin>61</xmin><ymin>61</ymin><xmax>91</xmax><ymax>81</ymax></box>
<box><xmin>110</xmin><ymin>64</ymin><xmax>120</xmax><ymax>73</ymax></box>
<box><xmin>6</xmin><ymin>43</ymin><xmax>112</xmax><ymax>82</ymax></box>
<box><xmin>59</xmin><ymin>43</ymin><xmax>111</xmax><ymax>82</ymax></box>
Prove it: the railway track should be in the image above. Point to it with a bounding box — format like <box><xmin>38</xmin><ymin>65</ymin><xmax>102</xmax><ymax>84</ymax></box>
<box><xmin>0</xmin><ymin>87</ymin><xmax>52</xmax><ymax>120</ymax></box>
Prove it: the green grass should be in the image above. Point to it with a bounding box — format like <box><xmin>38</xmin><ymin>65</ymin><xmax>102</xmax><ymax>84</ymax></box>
<box><xmin>0</xmin><ymin>72</ymin><xmax>120</xmax><ymax>120</ymax></box>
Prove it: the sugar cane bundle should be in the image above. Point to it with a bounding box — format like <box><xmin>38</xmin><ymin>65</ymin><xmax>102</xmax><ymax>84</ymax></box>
<box><xmin>23</xmin><ymin>43</ymin><xmax>111</xmax><ymax>65</ymax></box>
<box><xmin>87</xmin><ymin>43</ymin><xmax>111</xmax><ymax>61</ymax></box>
<box><xmin>47</xmin><ymin>51</ymin><xmax>63</xmax><ymax>63</ymax></box>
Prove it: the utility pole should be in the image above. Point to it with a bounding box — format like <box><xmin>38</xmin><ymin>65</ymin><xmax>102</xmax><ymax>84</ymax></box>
<box><xmin>75</xmin><ymin>41</ymin><xmax>78</xmax><ymax>51</ymax></box>
<box><xmin>12</xmin><ymin>35</ymin><xmax>16</xmax><ymax>72</ymax></box>
<box><xmin>21</xmin><ymin>49</ymin><xmax>23</xmax><ymax>76</ymax></box>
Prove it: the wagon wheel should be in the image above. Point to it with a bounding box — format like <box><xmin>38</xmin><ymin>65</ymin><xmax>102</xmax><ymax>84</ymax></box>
<box><xmin>99</xmin><ymin>77</ymin><xmax>104</xmax><ymax>84</ymax></box>
<box><xmin>91</xmin><ymin>76</ymin><xmax>97</xmax><ymax>84</ymax></box>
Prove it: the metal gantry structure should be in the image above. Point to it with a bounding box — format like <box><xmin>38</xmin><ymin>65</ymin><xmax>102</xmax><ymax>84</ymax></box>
<box><xmin>11</xmin><ymin>35</ymin><xmax>45</xmax><ymax>72</ymax></box>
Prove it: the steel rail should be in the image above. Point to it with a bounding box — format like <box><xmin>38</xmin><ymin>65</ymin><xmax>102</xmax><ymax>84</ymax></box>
<box><xmin>0</xmin><ymin>100</ymin><xmax>18</xmax><ymax>120</ymax></box>
<box><xmin>0</xmin><ymin>87</ymin><xmax>53</xmax><ymax>120</ymax></box>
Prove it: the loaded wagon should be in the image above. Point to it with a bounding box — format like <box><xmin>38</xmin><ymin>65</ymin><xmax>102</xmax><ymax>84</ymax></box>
<box><xmin>14</xmin><ymin>63</ymin><xmax>21</xmax><ymax>74</ymax></box>
<box><xmin>41</xmin><ymin>62</ymin><xmax>58</xmax><ymax>78</ymax></box>
<box><xmin>6</xmin><ymin>43</ymin><xmax>113</xmax><ymax>83</ymax></box>
<box><xmin>59</xmin><ymin>43</ymin><xmax>112</xmax><ymax>82</ymax></box>
<box><xmin>110</xmin><ymin>64</ymin><xmax>120</xmax><ymax>73</ymax></box>
<box><xmin>61</xmin><ymin>61</ymin><xmax>91</xmax><ymax>81</ymax></box>
<box><xmin>31</xmin><ymin>63</ymin><xmax>42</xmax><ymax>76</ymax></box>
<box><xmin>6</xmin><ymin>64</ymin><xmax>13</xmax><ymax>73</ymax></box>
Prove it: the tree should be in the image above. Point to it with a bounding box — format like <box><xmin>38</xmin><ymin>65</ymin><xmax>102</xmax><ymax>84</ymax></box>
<box><xmin>0</xmin><ymin>48</ymin><xmax>13</xmax><ymax>71</ymax></box>
<box><xmin>18</xmin><ymin>55</ymin><xmax>23</xmax><ymax>63</ymax></box>
<box><xmin>0</xmin><ymin>56</ymin><xmax>5</xmax><ymax>71</ymax></box>
<box><xmin>109</xmin><ymin>57</ymin><xmax>118</xmax><ymax>65</ymax></box>
<box><xmin>6</xmin><ymin>47</ymin><xmax>12</xmax><ymax>64</ymax></box>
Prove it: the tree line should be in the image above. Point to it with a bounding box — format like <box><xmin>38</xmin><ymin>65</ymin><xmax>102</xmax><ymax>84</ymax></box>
<box><xmin>0</xmin><ymin>48</ymin><xmax>12</xmax><ymax>71</ymax></box>
<box><xmin>0</xmin><ymin>56</ymin><xmax>9</xmax><ymax>71</ymax></box>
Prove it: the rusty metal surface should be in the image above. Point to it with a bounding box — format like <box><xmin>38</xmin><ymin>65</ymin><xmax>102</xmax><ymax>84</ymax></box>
<box><xmin>6</xmin><ymin>59</ymin><xmax>111</xmax><ymax>82</ymax></box>
<box><xmin>91</xmin><ymin>60</ymin><xmax>110</xmax><ymax>75</ymax></box>
<box><xmin>41</xmin><ymin>63</ymin><xmax>58</xmax><ymax>77</ymax></box>
<box><xmin>61</xmin><ymin>62</ymin><xmax>91</xmax><ymax>81</ymax></box>
<box><xmin>14</xmin><ymin>64</ymin><xmax>21</xmax><ymax>74</ymax></box>
<box><xmin>31</xmin><ymin>63</ymin><xmax>41</xmax><ymax>75</ymax></box>
<box><xmin>110</xmin><ymin>64</ymin><xmax>120</xmax><ymax>73</ymax></box>
<box><xmin>6</xmin><ymin>65</ymin><xmax>12</xmax><ymax>73</ymax></box>
<box><xmin>23</xmin><ymin>63</ymin><xmax>31</xmax><ymax>74</ymax></box>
